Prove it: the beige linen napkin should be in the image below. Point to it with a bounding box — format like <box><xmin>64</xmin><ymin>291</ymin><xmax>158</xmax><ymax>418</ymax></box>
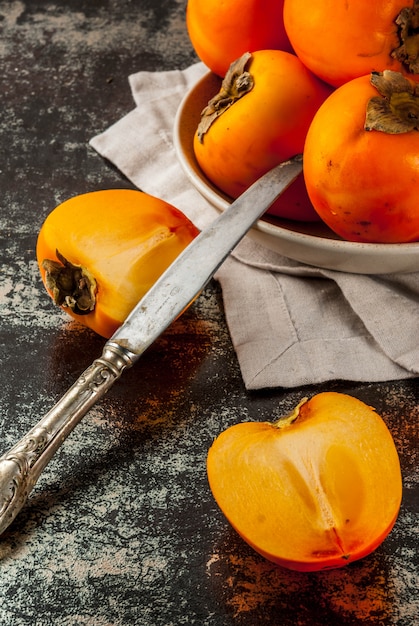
<box><xmin>89</xmin><ymin>62</ymin><xmax>419</xmax><ymax>390</ymax></box>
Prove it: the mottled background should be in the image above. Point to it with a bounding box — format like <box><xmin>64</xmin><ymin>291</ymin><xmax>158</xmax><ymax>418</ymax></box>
<box><xmin>0</xmin><ymin>2</ymin><xmax>418</xmax><ymax>625</ymax></box>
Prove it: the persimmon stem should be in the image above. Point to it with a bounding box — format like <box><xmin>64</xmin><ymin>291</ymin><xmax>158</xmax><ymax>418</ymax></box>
<box><xmin>393</xmin><ymin>0</ymin><xmax>419</xmax><ymax>73</ymax></box>
<box><xmin>365</xmin><ymin>70</ymin><xmax>419</xmax><ymax>133</ymax></box>
<box><xmin>197</xmin><ymin>51</ymin><xmax>254</xmax><ymax>142</ymax></box>
<box><xmin>272</xmin><ymin>397</ymin><xmax>308</xmax><ymax>429</ymax></box>
<box><xmin>42</xmin><ymin>250</ymin><xmax>97</xmax><ymax>315</ymax></box>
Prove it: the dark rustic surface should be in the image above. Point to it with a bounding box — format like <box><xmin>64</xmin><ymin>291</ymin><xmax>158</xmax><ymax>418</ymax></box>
<box><xmin>0</xmin><ymin>1</ymin><xmax>418</xmax><ymax>625</ymax></box>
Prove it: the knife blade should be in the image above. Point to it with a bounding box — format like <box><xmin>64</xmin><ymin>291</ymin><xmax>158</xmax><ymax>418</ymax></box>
<box><xmin>111</xmin><ymin>153</ymin><xmax>303</xmax><ymax>356</ymax></box>
<box><xmin>0</xmin><ymin>154</ymin><xmax>302</xmax><ymax>534</ymax></box>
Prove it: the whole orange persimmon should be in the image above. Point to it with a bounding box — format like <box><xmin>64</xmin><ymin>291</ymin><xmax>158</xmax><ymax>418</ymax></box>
<box><xmin>303</xmin><ymin>70</ymin><xmax>419</xmax><ymax>243</ymax></box>
<box><xmin>207</xmin><ymin>392</ymin><xmax>402</xmax><ymax>572</ymax></box>
<box><xmin>283</xmin><ymin>0</ymin><xmax>419</xmax><ymax>87</ymax></box>
<box><xmin>37</xmin><ymin>189</ymin><xmax>199</xmax><ymax>338</ymax></box>
<box><xmin>193</xmin><ymin>50</ymin><xmax>333</xmax><ymax>221</ymax></box>
<box><xmin>186</xmin><ymin>0</ymin><xmax>293</xmax><ymax>78</ymax></box>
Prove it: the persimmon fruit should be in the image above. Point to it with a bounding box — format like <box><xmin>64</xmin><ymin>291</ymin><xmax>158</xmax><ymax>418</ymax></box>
<box><xmin>193</xmin><ymin>50</ymin><xmax>333</xmax><ymax>221</ymax></box>
<box><xmin>207</xmin><ymin>392</ymin><xmax>402</xmax><ymax>572</ymax></box>
<box><xmin>283</xmin><ymin>0</ymin><xmax>419</xmax><ymax>87</ymax></box>
<box><xmin>37</xmin><ymin>189</ymin><xmax>199</xmax><ymax>338</ymax></box>
<box><xmin>303</xmin><ymin>70</ymin><xmax>419</xmax><ymax>243</ymax></box>
<box><xmin>186</xmin><ymin>0</ymin><xmax>293</xmax><ymax>78</ymax></box>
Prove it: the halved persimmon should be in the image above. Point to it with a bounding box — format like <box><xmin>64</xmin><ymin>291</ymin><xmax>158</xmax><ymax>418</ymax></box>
<box><xmin>36</xmin><ymin>189</ymin><xmax>199</xmax><ymax>338</ymax></box>
<box><xmin>207</xmin><ymin>392</ymin><xmax>402</xmax><ymax>572</ymax></box>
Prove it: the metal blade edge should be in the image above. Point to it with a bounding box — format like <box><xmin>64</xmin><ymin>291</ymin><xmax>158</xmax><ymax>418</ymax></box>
<box><xmin>110</xmin><ymin>154</ymin><xmax>303</xmax><ymax>358</ymax></box>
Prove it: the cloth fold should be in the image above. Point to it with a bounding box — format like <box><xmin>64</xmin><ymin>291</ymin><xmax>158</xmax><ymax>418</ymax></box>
<box><xmin>90</xmin><ymin>62</ymin><xmax>419</xmax><ymax>389</ymax></box>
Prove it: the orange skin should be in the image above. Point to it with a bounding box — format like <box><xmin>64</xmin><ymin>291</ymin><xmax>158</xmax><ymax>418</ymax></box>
<box><xmin>303</xmin><ymin>74</ymin><xmax>419</xmax><ymax>243</ymax></box>
<box><xmin>186</xmin><ymin>0</ymin><xmax>293</xmax><ymax>78</ymax></box>
<box><xmin>36</xmin><ymin>189</ymin><xmax>199</xmax><ymax>338</ymax></box>
<box><xmin>193</xmin><ymin>50</ymin><xmax>333</xmax><ymax>222</ymax></box>
<box><xmin>207</xmin><ymin>392</ymin><xmax>402</xmax><ymax>572</ymax></box>
<box><xmin>283</xmin><ymin>0</ymin><xmax>415</xmax><ymax>87</ymax></box>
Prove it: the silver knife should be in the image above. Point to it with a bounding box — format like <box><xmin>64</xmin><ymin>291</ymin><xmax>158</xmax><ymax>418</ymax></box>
<box><xmin>0</xmin><ymin>154</ymin><xmax>302</xmax><ymax>534</ymax></box>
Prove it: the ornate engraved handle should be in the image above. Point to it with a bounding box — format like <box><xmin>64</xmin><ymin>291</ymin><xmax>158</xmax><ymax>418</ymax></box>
<box><xmin>0</xmin><ymin>341</ymin><xmax>137</xmax><ymax>535</ymax></box>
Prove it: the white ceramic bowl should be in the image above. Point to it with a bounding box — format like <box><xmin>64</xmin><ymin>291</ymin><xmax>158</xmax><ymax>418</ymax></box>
<box><xmin>173</xmin><ymin>70</ymin><xmax>419</xmax><ymax>274</ymax></box>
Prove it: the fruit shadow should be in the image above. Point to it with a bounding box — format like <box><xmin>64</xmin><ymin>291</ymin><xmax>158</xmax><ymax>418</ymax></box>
<box><xmin>0</xmin><ymin>294</ymin><xmax>219</xmax><ymax>547</ymax></box>
<box><xmin>204</xmin><ymin>525</ymin><xmax>398</xmax><ymax>626</ymax></box>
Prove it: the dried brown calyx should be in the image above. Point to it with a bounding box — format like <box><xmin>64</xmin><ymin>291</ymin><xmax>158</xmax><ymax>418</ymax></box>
<box><xmin>42</xmin><ymin>250</ymin><xmax>97</xmax><ymax>315</ymax></box>
<box><xmin>365</xmin><ymin>69</ymin><xmax>419</xmax><ymax>132</ymax></box>
<box><xmin>393</xmin><ymin>0</ymin><xmax>419</xmax><ymax>74</ymax></box>
<box><xmin>197</xmin><ymin>51</ymin><xmax>254</xmax><ymax>142</ymax></box>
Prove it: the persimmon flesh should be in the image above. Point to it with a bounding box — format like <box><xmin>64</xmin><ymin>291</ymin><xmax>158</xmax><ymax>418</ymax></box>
<box><xmin>37</xmin><ymin>189</ymin><xmax>199</xmax><ymax>338</ymax></box>
<box><xmin>207</xmin><ymin>392</ymin><xmax>402</xmax><ymax>572</ymax></box>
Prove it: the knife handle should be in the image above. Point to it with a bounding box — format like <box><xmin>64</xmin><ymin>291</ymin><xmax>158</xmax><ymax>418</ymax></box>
<box><xmin>0</xmin><ymin>342</ymin><xmax>137</xmax><ymax>535</ymax></box>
